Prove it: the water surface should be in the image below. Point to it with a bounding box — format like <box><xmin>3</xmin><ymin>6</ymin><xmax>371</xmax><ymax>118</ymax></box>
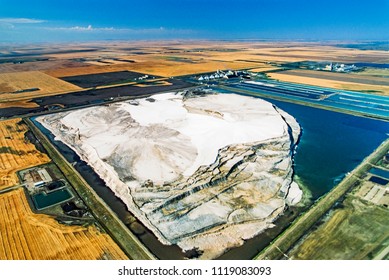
<box><xmin>33</xmin><ymin>189</ymin><xmax>73</xmax><ymax>210</ymax></box>
<box><xmin>262</xmin><ymin>98</ymin><xmax>389</xmax><ymax>198</ymax></box>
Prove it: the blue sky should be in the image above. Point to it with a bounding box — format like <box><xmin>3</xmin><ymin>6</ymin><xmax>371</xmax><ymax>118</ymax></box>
<box><xmin>0</xmin><ymin>0</ymin><xmax>388</xmax><ymax>42</ymax></box>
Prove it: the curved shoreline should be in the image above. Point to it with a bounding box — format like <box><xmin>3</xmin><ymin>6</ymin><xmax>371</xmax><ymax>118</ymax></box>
<box><xmin>37</xmin><ymin>92</ymin><xmax>302</xmax><ymax>258</ymax></box>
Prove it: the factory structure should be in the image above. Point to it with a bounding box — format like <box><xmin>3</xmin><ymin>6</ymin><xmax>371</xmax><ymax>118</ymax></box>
<box><xmin>323</xmin><ymin>62</ymin><xmax>359</xmax><ymax>73</ymax></box>
<box><xmin>196</xmin><ymin>70</ymin><xmax>252</xmax><ymax>82</ymax></box>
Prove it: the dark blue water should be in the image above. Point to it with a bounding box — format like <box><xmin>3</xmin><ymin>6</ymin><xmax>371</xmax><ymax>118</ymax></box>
<box><xmin>263</xmin><ymin>98</ymin><xmax>389</xmax><ymax>198</ymax></box>
<box><xmin>33</xmin><ymin>189</ymin><xmax>72</xmax><ymax>210</ymax></box>
<box><xmin>369</xmin><ymin>176</ymin><xmax>388</xmax><ymax>185</ymax></box>
<box><xmin>369</xmin><ymin>167</ymin><xmax>389</xmax><ymax>180</ymax></box>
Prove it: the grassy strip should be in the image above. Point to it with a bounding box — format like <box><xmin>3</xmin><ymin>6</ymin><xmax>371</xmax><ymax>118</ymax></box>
<box><xmin>254</xmin><ymin>138</ymin><xmax>389</xmax><ymax>260</ymax></box>
<box><xmin>24</xmin><ymin>118</ymin><xmax>155</xmax><ymax>260</ymax></box>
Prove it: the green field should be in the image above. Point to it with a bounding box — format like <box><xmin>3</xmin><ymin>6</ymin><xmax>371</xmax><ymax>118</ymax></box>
<box><xmin>289</xmin><ymin>195</ymin><xmax>389</xmax><ymax>260</ymax></box>
<box><xmin>255</xmin><ymin>138</ymin><xmax>389</xmax><ymax>260</ymax></box>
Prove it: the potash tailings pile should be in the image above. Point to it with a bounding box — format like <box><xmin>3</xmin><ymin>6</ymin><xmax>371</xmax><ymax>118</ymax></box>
<box><xmin>37</xmin><ymin>91</ymin><xmax>302</xmax><ymax>259</ymax></box>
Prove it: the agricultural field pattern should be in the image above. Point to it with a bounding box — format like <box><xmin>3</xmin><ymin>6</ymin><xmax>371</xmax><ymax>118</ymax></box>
<box><xmin>0</xmin><ymin>41</ymin><xmax>388</xmax><ymax>261</ymax></box>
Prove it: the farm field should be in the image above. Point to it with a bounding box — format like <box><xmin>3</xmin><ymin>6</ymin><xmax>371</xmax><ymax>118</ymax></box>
<box><xmin>61</xmin><ymin>70</ymin><xmax>159</xmax><ymax>88</ymax></box>
<box><xmin>0</xmin><ymin>40</ymin><xmax>388</xmax><ymax>261</ymax></box>
<box><xmin>44</xmin><ymin>57</ymin><xmax>258</xmax><ymax>78</ymax></box>
<box><xmin>268</xmin><ymin>72</ymin><xmax>389</xmax><ymax>96</ymax></box>
<box><xmin>354</xmin><ymin>68</ymin><xmax>389</xmax><ymax>78</ymax></box>
<box><xmin>289</xmin><ymin>196</ymin><xmax>389</xmax><ymax>260</ymax></box>
<box><xmin>287</xmin><ymin>148</ymin><xmax>389</xmax><ymax>260</ymax></box>
<box><xmin>0</xmin><ymin>118</ymin><xmax>50</xmax><ymax>190</ymax></box>
<box><xmin>0</xmin><ymin>78</ymin><xmax>191</xmax><ymax>118</ymax></box>
<box><xmin>0</xmin><ymin>71</ymin><xmax>81</xmax><ymax>97</ymax></box>
<box><xmin>0</xmin><ymin>71</ymin><xmax>83</xmax><ymax>110</ymax></box>
<box><xmin>0</xmin><ymin>100</ymin><xmax>39</xmax><ymax>109</ymax></box>
<box><xmin>249</xmin><ymin>66</ymin><xmax>280</xmax><ymax>73</ymax></box>
<box><xmin>1</xmin><ymin>41</ymin><xmax>388</xmax><ymax>78</ymax></box>
<box><xmin>0</xmin><ymin>59</ymin><xmax>87</xmax><ymax>74</ymax></box>
<box><xmin>0</xmin><ymin>188</ymin><xmax>128</xmax><ymax>260</ymax></box>
<box><xmin>184</xmin><ymin>45</ymin><xmax>389</xmax><ymax>64</ymax></box>
<box><xmin>275</xmin><ymin>69</ymin><xmax>389</xmax><ymax>86</ymax></box>
<box><xmin>36</xmin><ymin>44</ymin><xmax>388</xmax><ymax>80</ymax></box>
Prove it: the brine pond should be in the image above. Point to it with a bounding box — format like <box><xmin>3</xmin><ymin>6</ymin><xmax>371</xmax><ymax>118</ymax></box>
<box><xmin>32</xmin><ymin>189</ymin><xmax>73</xmax><ymax>210</ymax></box>
<box><xmin>31</xmin><ymin>93</ymin><xmax>389</xmax><ymax>259</ymax></box>
<box><xmin>263</xmin><ymin>98</ymin><xmax>389</xmax><ymax>199</ymax></box>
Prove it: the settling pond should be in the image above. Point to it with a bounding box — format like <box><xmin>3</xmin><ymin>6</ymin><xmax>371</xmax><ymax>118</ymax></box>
<box><xmin>32</xmin><ymin>188</ymin><xmax>73</xmax><ymax>210</ymax></box>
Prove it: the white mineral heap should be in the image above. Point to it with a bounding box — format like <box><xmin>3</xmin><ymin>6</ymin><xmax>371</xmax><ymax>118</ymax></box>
<box><xmin>38</xmin><ymin>92</ymin><xmax>302</xmax><ymax>259</ymax></box>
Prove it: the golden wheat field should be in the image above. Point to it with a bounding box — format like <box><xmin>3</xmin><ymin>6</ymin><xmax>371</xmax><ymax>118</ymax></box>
<box><xmin>0</xmin><ymin>59</ymin><xmax>87</xmax><ymax>74</ymax></box>
<box><xmin>44</xmin><ymin>57</ymin><xmax>258</xmax><ymax>78</ymax></box>
<box><xmin>249</xmin><ymin>67</ymin><xmax>280</xmax><ymax>73</ymax></box>
<box><xmin>0</xmin><ymin>188</ymin><xmax>128</xmax><ymax>260</ymax></box>
<box><xmin>268</xmin><ymin>72</ymin><xmax>389</xmax><ymax>96</ymax></box>
<box><xmin>0</xmin><ymin>119</ymin><xmax>50</xmax><ymax>190</ymax></box>
<box><xmin>5</xmin><ymin>42</ymin><xmax>385</xmax><ymax>81</ymax></box>
<box><xmin>0</xmin><ymin>71</ymin><xmax>82</xmax><ymax>102</ymax></box>
<box><xmin>0</xmin><ymin>100</ymin><xmax>39</xmax><ymax>109</ymax></box>
<box><xmin>276</xmin><ymin>69</ymin><xmax>389</xmax><ymax>86</ymax></box>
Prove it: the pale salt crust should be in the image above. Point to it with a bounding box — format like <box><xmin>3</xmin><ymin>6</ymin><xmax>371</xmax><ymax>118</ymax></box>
<box><xmin>58</xmin><ymin>93</ymin><xmax>286</xmax><ymax>183</ymax></box>
<box><xmin>37</xmin><ymin>92</ymin><xmax>302</xmax><ymax>258</ymax></box>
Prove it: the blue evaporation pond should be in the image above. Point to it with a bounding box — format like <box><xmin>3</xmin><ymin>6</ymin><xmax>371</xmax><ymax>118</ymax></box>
<box><xmin>231</xmin><ymin>81</ymin><xmax>389</xmax><ymax>119</ymax></box>
<box><xmin>369</xmin><ymin>167</ymin><xmax>389</xmax><ymax>180</ymax></box>
<box><xmin>256</xmin><ymin>98</ymin><xmax>389</xmax><ymax>198</ymax></box>
<box><xmin>33</xmin><ymin>189</ymin><xmax>73</xmax><ymax>210</ymax></box>
<box><xmin>369</xmin><ymin>176</ymin><xmax>388</xmax><ymax>185</ymax></box>
<box><xmin>217</xmin><ymin>86</ymin><xmax>389</xmax><ymax>198</ymax></box>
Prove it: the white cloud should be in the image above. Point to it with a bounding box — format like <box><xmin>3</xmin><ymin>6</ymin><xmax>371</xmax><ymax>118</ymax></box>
<box><xmin>46</xmin><ymin>24</ymin><xmax>116</xmax><ymax>32</ymax></box>
<box><xmin>0</xmin><ymin>18</ymin><xmax>46</xmax><ymax>24</ymax></box>
<box><xmin>72</xmin><ymin>25</ymin><xmax>93</xmax><ymax>31</ymax></box>
<box><xmin>70</xmin><ymin>25</ymin><xmax>114</xmax><ymax>31</ymax></box>
<box><xmin>46</xmin><ymin>25</ymin><xmax>193</xmax><ymax>35</ymax></box>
